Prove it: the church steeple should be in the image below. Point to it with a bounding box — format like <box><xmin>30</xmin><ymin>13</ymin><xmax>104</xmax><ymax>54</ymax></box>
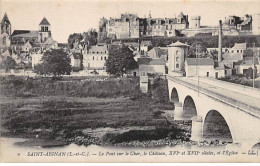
<box><xmin>1</xmin><ymin>13</ymin><xmax>11</xmax><ymax>35</ymax></box>
<box><xmin>38</xmin><ymin>17</ymin><xmax>51</xmax><ymax>43</ymax></box>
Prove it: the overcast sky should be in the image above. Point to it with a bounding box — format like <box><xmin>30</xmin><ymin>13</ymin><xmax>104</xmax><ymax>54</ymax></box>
<box><xmin>1</xmin><ymin>0</ymin><xmax>259</xmax><ymax>43</ymax></box>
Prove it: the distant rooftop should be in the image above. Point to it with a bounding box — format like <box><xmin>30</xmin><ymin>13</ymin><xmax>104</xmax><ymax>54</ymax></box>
<box><xmin>186</xmin><ymin>58</ymin><xmax>214</xmax><ymax>66</ymax></box>
<box><xmin>39</xmin><ymin>17</ymin><xmax>50</xmax><ymax>26</ymax></box>
<box><xmin>167</xmin><ymin>41</ymin><xmax>189</xmax><ymax>47</ymax></box>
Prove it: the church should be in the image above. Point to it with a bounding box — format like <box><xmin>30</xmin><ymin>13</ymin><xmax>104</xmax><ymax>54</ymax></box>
<box><xmin>0</xmin><ymin>13</ymin><xmax>11</xmax><ymax>52</ymax></box>
<box><xmin>10</xmin><ymin>16</ymin><xmax>58</xmax><ymax>54</ymax></box>
<box><xmin>0</xmin><ymin>13</ymin><xmax>58</xmax><ymax>67</ymax></box>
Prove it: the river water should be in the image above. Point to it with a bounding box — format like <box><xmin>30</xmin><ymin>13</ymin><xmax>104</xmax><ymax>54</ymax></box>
<box><xmin>1</xmin><ymin>137</ymin><xmax>259</xmax><ymax>162</ymax></box>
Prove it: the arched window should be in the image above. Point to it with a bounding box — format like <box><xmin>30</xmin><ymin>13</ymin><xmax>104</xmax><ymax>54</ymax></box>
<box><xmin>3</xmin><ymin>37</ymin><xmax>6</xmax><ymax>45</ymax></box>
<box><xmin>176</xmin><ymin>64</ymin><xmax>179</xmax><ymax>68</ymax></box>
<box><xmin>176</xmin><ymin>50</ymin><xmax>179</xmax><ymax>55</ymax></box>
<box><xmin>176</xmin><ymin>57</ymin><xmax>179</xmax><ymax>62</ymax></box>
<box><xmin>104</xmin><ymin>57</ymin><xmax>107</xmax><ymax>60</ymax></box>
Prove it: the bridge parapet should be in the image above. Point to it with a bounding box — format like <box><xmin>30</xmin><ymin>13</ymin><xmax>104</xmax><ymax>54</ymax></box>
<box><xmin>191</xmin><ymin>76</ymin><xmax>260</xmax><ymax>99</ymax></box>
<box><xmin>168</xmin><ymin>75</ymin><xmax>260</xmax><ymax>119</ymax></box>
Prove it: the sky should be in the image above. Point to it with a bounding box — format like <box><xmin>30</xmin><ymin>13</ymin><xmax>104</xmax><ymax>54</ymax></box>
<box><xmin>0</xmin><ymin>0</ymin><xmax>260</xmax><ymax>43</ymax></box>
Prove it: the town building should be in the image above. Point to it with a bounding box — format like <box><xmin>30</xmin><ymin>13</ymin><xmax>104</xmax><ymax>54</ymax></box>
<box><xmin>235</xmin><ymin>57</ymin><xmax>260</xmax><ymax>75</ymax></box>
<box><xmin>185</xmin><ymin>58</ymin><xmax>215</xmax><ymax>77</ymax></box>
<box><xmin>99</xmin><ymin>12</ymin><xmax>189</xmax><ymax>39</ymax></box>
<box><xmin>138</xmin><ymin>58</ymin><xmax>166</xmax><ymax>76</ymax></box>
<box><xmin>167</xmin><ymin>41</ymin><xmax>189</xmax><ymax>76</ymax></box>
<box><xmin>83</xmin><ymin>43</ymin><xmax>109</xmax><ymax>75</ymax></box>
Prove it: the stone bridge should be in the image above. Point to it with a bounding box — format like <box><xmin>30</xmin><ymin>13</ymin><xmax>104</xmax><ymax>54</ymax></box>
<box><xmin>167</xmin><ymin>75</ymin><xmax>260</xmax><ymax>148</ymax></box>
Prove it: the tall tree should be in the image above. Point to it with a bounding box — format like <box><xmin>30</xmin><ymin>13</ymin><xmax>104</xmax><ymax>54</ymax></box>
<box><xmin>106</xmin><ymin>45</ymin><xmax>138</xmax><ymax>77</ymax></box>
<box><xmin>83</xmin><ymin>29</ymin><xmax>98</xmax><ymax>46</ymax></box>
<box><xmin>188</xmin><ymin>42</ymin><xmax>207</xmax><ymax>58</ymax></box>
<box><xmin>67</xmin><ymin>33</ymin><xmax>83</xmax><ymax>49</ymax></box>
<box><xmin>34</xmin><ymin>49</ymin><xmax>71</xmax><ymax>77</ymax></box>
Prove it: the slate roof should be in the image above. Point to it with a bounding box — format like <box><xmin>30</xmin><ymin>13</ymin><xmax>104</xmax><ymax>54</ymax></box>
<box><xmin>12</xmin><ymin>30</ymin><xmax>31</xmax><ymax>36</ymax></box>
<box><xmin>39</xmin><ymin>17</ymin><xmax>50</xmax><ymax>25</ymax></box>
<box><xmin>235</xmin><ymin>58</ymin><xmax>259</xmax><ymax>66</ymax></box>
<box><xmin>88</xmin><ymin>44</ymin><xmax>108</xmax><ymax>53</ymax></box>
<box><xmin>222</xmin><ymin>52</ymin><xmax>243</xmax><ymax>61</ymax></box>
<box><xmin>186</xmin><ymin>58</ymin><xmax>214</xmax><ymax>66</ymax></box>
<box><xmin>167</xmin><ymin>41</ymin><xmax>189</xmax><ymax>47</ymax></box>
<box><xmin>1</xmin><ymin>13</ymin><xmax>11</xmax><ymax>24</ymax></box>
<box><xmin>138</xmin><ymin>58</ymin><xmax>166</xmax><ymax>65</ymax></box>
<box><xmin>12</xmin><ymin>31</ymin><xmax>39</xmax><ymax>38</ymax></box>
<box><xmin>233</xmin><ymin>43</ymin><xmax>246</xmax><ymax>50</ymax></box>
<box><xmin>149</xmin><ymin>47</ymin><xmax>168</xmax><ymax>59</ymax></box>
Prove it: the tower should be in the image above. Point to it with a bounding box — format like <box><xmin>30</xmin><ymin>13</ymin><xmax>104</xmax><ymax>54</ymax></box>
<box><xmin>38</xmin><ymin>17</ymin><xmax>51</xmax><ymax>43</ymax></box>
<box><xmin>0</xmin><ymin>13</ymin><xmax>11</xmax><ymax>49</ymax></box>
<box><xmin>167</xmin><ymin>41</ymin><xmax>189</xmax><ymax>75</ymax></box>
<box><xmin>191</xmin><ymin>16</ymin><xmax>201</xmax><ymax>29</ymax></box>
<box><xmin>1</xmin><ymin>13</ymin><xmax>11</xmax><ymax>35</ymax></box>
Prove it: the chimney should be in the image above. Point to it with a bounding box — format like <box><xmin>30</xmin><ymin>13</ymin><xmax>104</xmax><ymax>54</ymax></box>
<box><xmin>218</xmin><ymin>20</ymin><xmax>222</xmax><ymax>62</ymax></box>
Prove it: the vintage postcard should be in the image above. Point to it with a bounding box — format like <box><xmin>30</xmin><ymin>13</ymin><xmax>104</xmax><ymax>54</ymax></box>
<box><xmin>0</xmin><ymin>0</ymin><xmax>260</xmax><ymax>163</ymax></box>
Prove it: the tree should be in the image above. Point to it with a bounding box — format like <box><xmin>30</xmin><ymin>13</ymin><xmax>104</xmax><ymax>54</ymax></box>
<box><xmin>34</xmin><ymin>49</ymin><xmax>71</xmax><ymax>77</ymax></box>
<box><xmin>67</xmin><ymin>33</ymin><xmax>83</xmax><ymax>49</ymax></box>
<box><xmin>188</xmin><ymin>42</ymin><xmax>207</xmax><ymax>58</ymax></box>
<box><xmin>2</xmin><ymin>56</ymin><xmax>16</xmax><ymax>72</ymax></box>
<box><xmin>106</xmin><ymin>45</ymin><xmax>138</xmax><ymax>77</ymax></box>
<box><xmin>83</xmin><ymin>29</ymin><xmax>98</xmax><ymax>46</ymax></box>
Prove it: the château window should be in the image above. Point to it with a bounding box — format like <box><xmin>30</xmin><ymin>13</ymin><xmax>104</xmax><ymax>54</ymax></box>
<box><xmin>104</xmin><ymin>57</ymin><xmax>107</xmax><ymax>60</ymax></box>
<box><xmin>3</xmin><ymin>37</ymin><xmax>6</xmax><ymax>45</ymax></box>
<box><xmin>93</xmin><ymin>56</ymin><xmax>94</xmax><ymax>60</ymax></box>
<box><xmin>45</xmin><ymin>26</ymin><xmax>48</xmax><ymax>31</ymax></box>
<box><xmin>176</xmin><ymin>50</ymin><xmax>179</xmax><ymax>55</ymax></box>
<box><xmin>176</xmin><ymin>57</ymin><xmax>179</xmax><ymax>62</ymax></box>
<box><xmin>176</xmin><ymin>64</ymin><xmax>179</xmax><ymax>68</ymax></box>
<box><xmin>41</xmin><ymin>26</ymin><xmax>44</xmax><ymax>31</ymax></box>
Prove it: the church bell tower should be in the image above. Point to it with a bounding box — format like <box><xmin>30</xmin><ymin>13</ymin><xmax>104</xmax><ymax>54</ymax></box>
<box><xmin>38</xmin><ymin>17</ymin><xmax>51</xmax><ymax>43</ymax></box>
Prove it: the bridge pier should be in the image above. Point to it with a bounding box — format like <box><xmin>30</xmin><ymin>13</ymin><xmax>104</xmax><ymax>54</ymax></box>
<box><xmin>173</xmin><ymin>102</ymin><xmax>183</xmax><ymax>120</ymax></box>
<box><xmin>190</xmin><ymin>116</ymin><xmax>203</xmax><ymax>142</ymax></box>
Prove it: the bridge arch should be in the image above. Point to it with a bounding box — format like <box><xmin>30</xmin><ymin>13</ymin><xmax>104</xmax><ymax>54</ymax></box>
<box><xmin>170</xmin><ymin>88</ymin><xmax>179</xmax><ymax>103</ymax></box>
<box><xmin>203</xmin><ymin>110</ymin><xmax>233</xmax><ymax>142</ymax></box>
<box><xmin>183</xmin><ymin>95</ymin><xmax>197</xmax><ymax>118</ymax></box>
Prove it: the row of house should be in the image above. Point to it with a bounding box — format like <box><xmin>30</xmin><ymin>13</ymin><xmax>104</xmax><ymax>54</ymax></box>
<box><xmin>99</xmin><ymin>12</ymin><xmax>260</xmax><ymax>40</ymax></box>
<box><xmin>0</xmin><ymin>13</ymin><xmax>61</xmax><ymax>70</ymax></box>
<box><xmin>99</xmin><ymin>12</ymin><xmax>189</xmax><ymax>39</ymax></box>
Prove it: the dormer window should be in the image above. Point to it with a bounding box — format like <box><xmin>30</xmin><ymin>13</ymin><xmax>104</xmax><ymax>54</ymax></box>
<box><xmin>177</xmin><ymin>18</ymin><xmax>181</xmax><ymax>23</ymax></box>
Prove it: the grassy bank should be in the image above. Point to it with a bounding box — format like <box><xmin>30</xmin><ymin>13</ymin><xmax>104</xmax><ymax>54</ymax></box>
<box><xmin>0</xmin><ymin>76</ymin><xmax>141</xmax><ymax>98</ymax></box>
<box><xmin>0</xmin><ymin>96</ymin><xmax>190</xmax><ymax>146</ymax></box>
<box><xmin>0</xmin><ymin>76</ymin><xmax>191</xmax><ymax>147</ymax></box>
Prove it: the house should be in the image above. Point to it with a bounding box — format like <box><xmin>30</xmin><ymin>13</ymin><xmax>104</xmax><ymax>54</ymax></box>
<box><xmin>140</xmin><ymin>40</ymin><xmax>152</xmax><ymax>55</ymax></box>
<box><xmin>235</xmin><ymin>57</ymin><xmax>260</xmax><ymax>75</ymax></box>
<box><xmin>31</xmin><ymin>53</ymin><xmax>43</xmax><ymax>69</ymax></box>
<box><xmin>147</xmin><ymin>47</ymin><xmax>168</xmax><ymax>59</ymax></box>
<box><xmin>185</xmin><ymin>58</ymin><xmax>215</xmax><ymax>77</ymax></box>
<box><xmin>138</xmin><ymin>58</ymin><xmax>166</xmax><ymax>76</ymax></box>
<box><xmin>70</xmin><ymin>52</ymin><xmax>82</xmax><ymax>68</ymax></box>
<box><xmin>83</xmin><ymin>43</ymin><xmax>109</xmax><ymax>75</ymax></box>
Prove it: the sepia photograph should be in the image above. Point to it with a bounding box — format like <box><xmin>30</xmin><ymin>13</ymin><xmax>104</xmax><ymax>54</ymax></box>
<box><xmin>0</xmin><ymin>0</ymin><xmax>260</xmax><ymax>163</ymax></box>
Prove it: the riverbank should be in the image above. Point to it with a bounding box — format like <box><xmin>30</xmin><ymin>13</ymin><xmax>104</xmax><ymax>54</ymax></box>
<box><xmin>0</xmin><ymin>95</ymin><xmax>192</xmax><ymax>147</ymax></box>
